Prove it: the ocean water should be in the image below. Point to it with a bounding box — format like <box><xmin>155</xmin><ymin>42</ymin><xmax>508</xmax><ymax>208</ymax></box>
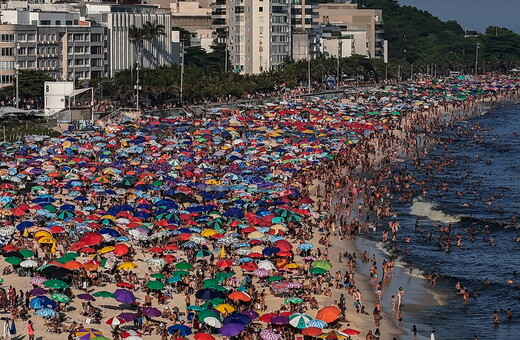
<box><xmin>378</xmin><ymin>102</ymin><xmax>520</xmax><ymax>340</ymax></box>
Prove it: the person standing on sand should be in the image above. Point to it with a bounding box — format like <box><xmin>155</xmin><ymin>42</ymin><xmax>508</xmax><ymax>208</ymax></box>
<box><xmin>27</xmin><ymin>320</ymin><xmax>35</xmax><ymax>340</ymax></box>
<box><xmin>396</xmin><ymin>287</ymin><xmax>404</xmax><ymax>309</ymax></box>
<box><xmin>430</xmin><ymin>330</ymin><xmax>436</xmax><ymax>340</ymax></box>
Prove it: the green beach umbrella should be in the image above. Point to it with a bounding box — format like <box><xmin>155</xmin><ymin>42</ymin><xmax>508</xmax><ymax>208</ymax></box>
<box><xmin>0</xmin><ymin>278</ymin><xmax>4</xmax><ymax>285</ymax></box>
<box><xmin>150</xmin><ymin>273</ymin><xmax>166</xmax><ymax>280</ymax></box>
<box><xmin>43</xmin><ymin>204</ymin><xmax>57</xmax><ymax>213</ymax></box>
<box><xmin>171</xmin><ymin>270</ymin><xmax>189</xmax><ymax>277</ymax></box>
<box><xmin>51</xmin><ymin>293</ymin><xmax>71</xmax><ymax>303</ymax></box>
<box><xmin>309</xmin><ymin>267</ymin><xmax>327</xmax><ymax>275</ymax></box>
<box><xmin>267</xmin><ymin>276</ymin><xmax>283</xmax><ymax>282</ymax></box>
<box><xmin>288</xmin><ymin>313</ymin><xmax>312</xmax><ymax>329</ymax></box>
<box><xmin>196</xmin><ymin>250</ymin><xmax>212</xmax><ymax>258</ymax></box>
<box><xmin>285</xmin><ymin>297</ymin><xmax>303</xmax><ymax>304</ymax></box>
<box><xmin>91</xmin><ymin>337</ymin><xmax>111</xmax><ymax>340</ymax></box>
<box><xmin>175</xmin><ymin>262</ymin><xmax>193</xmax><ymax>270</ymax></box>
<box><xmin>92</xmin><ymin>291</ymin><xmax>115</xmax><ymax>298</ymax></box>
<box><xmin>186</xmin><ymin>305</ymin><xmax>205</xmax><ymax>311</ymax></box>
<box><xmin>19</xmin><ymin>249</ymin><xmax>35</xmax><ymax>258</ymax></box>
<box><xmin>202</xmin><ymin>279</ymin><xmax>221</xmax><ymax>288</ymax></box>
<box><xmin>146</xmin><ymin>280</ymin><xmax>165</xmax><ymax>290</ymax></box>
<box><xmin>311</xmin><ymin>260</ymin><xmax>332</xmax><ymax>270</ymax></box>
<box><xmin>5</xmin><ymin>257</ymin><xmax>22</xmax><ymax>265</ymax></box>
<box><xmin>44</xmin><ymin>279</ymin><xmax>68</xmax><ymax>289</ymax></box>
<box><xmin>215</xmin><ymin>272</ymin><xmax>234</xmax><ymax>282</ymax></box>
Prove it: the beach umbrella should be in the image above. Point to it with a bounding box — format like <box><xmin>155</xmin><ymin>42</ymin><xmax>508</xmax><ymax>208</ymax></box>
<box><xmin>117</xmin><ymin>313</ymin><xmax>136</xmax><ymax>322</ymax></box>
<box><xmin>311</xmin><ymin>260</ymin><xmax>332</xmax><ymax>270</ymax></box>
<box><xmin>105</xmin><ymin>316</ymin><xmax>126</xmax><ymax>326</ymax></box>
<box><xmin>93</xmin><ymin>291</ymin><xmax>115</xmax><ymax>298</ymax></box>
<box><xmin>298</xmin><ymin>243</ymin><xmax>313</xmax><ymax>250</ymax></box>
<box><xmin>175</xmin><ymin>261</ymin><xmax>194</xmax><ymax>270</ymax></box>
<box><xmin>195</xmin><ymin>288</ymin><xmax>225</xmax><ymax>301</ymax></box>
<box><xmin>77</xmin><ymin>294</ymin><xmax>96</xmax><ymax>301</ymax></box>
<box><xmin>91</xmin><ymin>337</ymin><xmax>110</xmax><ymax>340</ymax></box>
<box><xmin>29</xmin><ymin>276</ymin><xmax>47</xmax><ymax>286</ymax></box>
<box><xmin>76</xmin><ymin>328</ymin><xmax>104</xmax><ymax>340</ymax></box>
<box><xmin>167</xmin><ymin>324</ymin><xmax>192</xmax><ymax>336</ymax></box>
<box><xmin>19</xmin><ymin>249</ymin><xmax>35</xmax><ymax>258</ymax></box>
<box><xmin>219</xmin><ymin>323</ymin><xmax>244</xmax><ymax>337</ymax></box>
<box><xmin>228</xmin><ymin>291</ymin><xmax>251</xmax><ymax>302</ymax></box>
<box><xmin>51</xmin><ymin>293</ymin><xmax>71</xmax><ymax>303</ymax></box>
<box><xmin>35</xmin><ymin>308</ymin><xmax>57</xmax><ymax>317</ymax></box>
<box><xmin>20</xmin><ymin>259</ymin><xmax>37</xmax><ymax>268</ymax></box>
<box><xmin>44</xmin><ymin>279</ymin><xmax>68</xmax><ymax>289</ymax></box>
<box><xmin>302</xmin><ymin>327</ymin><xmax>323</xmax><ymax>336</ymax></box>
<box><xmin>215</xmin><ymin>303</ymin><xmax>235</xmax><ymax>314</ymax></box>
<box><xmin>146</xmin><ymin>280</ymin><xmax>164</xmax><ymax>290</ymax></box>
<box><xmin>30</xmin><ymin>296</ymin><xmax>56</xmax><ymax>309</ymax></box>
<box><xmin>117</xmin><ymin>262</ymin><xmax>137</xmax><ymax>270</ymax></box>
<box><xmin>341</xmin><ymin>328</ymin><xmax>361</xmax><ymax>336</ymax></box>
<box><xmin>120</xmin><ymin>330</ymin><xmax>141</xmax><ymax>338</ymax></box>
<box><xmin>29</xmin><ymin>288</ymin><xmax>47</xmax><ymax>296</ymax></box>
<box><xmin>114</xmin><ymin>289</ymin><xmax>136</xmax><ymax>304</ymax></box>
<box><xmin>260</xmin><ymin>329</ymin><xmax>281</xmax><ymax>340</ymax></box>
<box><xmin>142</xmin><ymin>307</ymin><xmax>161</xmax><ymax>317</ymax></box>
<box><xmin>288</xmin><ymin>313</ymin><xmax>312</xmax><ymax>329</ymax></box>
<box><xmin>270</xmin><ymin>315</ymin><xmax>289</xmax><ymax>325</ymax></box>
<box><xmin>5</xmin><ymin>257</ymin><xmax>21</xmax><ymax>265</ymax></box>
<box><xmin>241</xmin><ymin>310</ymin><xmax>259</xmax><ymax>320</ymax></box>
<box><xmin>310</xmin><ymin>267</ymin><xmax>327</xmax><ymax>275</ymax></box>
<box><xmin>306</xmin><ymin>319</ymin><xmax>328</xmax><ymax>329</ymax></box>
<box><xmin>194</xmin><ymin>333</ymin><xmax>215</xmax><ymax>340</ymax></box>
<box><xmin>318</xmin><ymin>330</ymin><xmax>349</xmax><ymax>339</ymax></box>
<box><xmin>316</xmin><ymin>306</ymin><xmax>341</xmax><ymax>323</ymax></box>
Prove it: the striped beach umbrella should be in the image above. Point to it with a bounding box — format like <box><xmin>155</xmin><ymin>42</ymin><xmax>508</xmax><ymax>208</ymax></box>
<box><xmin>29</xmin><ymin>276</ymin><xmax>47</xmax><ymax>286</ymax></box>
<box><xmin>76</xmin><ymin>328</ymin><xmax>104</xmax><ymax>340</ymax></box>
<box><xmin>288</xmin><ymin>313</ymin><xmax>313</xmax><ymax>329</ymax></box>
<box><xmin>259</xmin><ymin>329</ymin><xmax>281</xmax><ymax>340</ymax></box>
<box><xmin>35</xmin><ymin>308</ymin><xmax>57</xmax><ymax>317</ymax></box>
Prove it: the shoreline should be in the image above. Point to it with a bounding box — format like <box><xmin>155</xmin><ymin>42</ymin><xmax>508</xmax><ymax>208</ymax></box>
<box><xmin>311</xmin><ymin>84</ymin><xmax>520</xmax><ymax>340</ymax></box>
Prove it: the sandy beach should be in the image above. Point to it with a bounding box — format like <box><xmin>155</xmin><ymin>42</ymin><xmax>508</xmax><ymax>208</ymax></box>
<box><xmin>0</xmin><ymin>75</ymin><xmax>518</xmax><ymax>340</ymax></box>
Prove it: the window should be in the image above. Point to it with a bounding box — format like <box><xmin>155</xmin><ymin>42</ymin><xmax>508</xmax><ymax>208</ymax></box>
<box><xmin>259</xmin><ymin>16</ymin><xmax>263</xmax><ymax>22</ymax></box>
<box><xmin>0</xmin><ymin>61</ymin><xmax>14</xmax><ymax>70</ymax></box>
<box><xmin>0</xmin><ymin>34</ymin><xmax>14</xmax><ymax>42</ymax></box>
<box><xmin>66</xmin><ymin>20</ymin><xmax>73</xmax><ymax>25</ymax></box>
<box><xmin>40</xmin><ymin>20</ymin><xmax>51</xmax><ymax>25</ymax></box>
<box><xmin>17</xmin><ymin>34</ymin><xmax>26</xmax><ymax>41</ymax></box>
<box><xmin>55</xmin><ymin>21</ymin><xmax>61</xmax><ymax>25</ymax></box>
<box><xmin>259</xmin><ymin>6</ymin><xmax>263</xmax><ymax>12</ymax></box>
<box><xmin>27</xmin><ymin>47</ymin><xmax>35</xmax><ymax>55</ymax></box>
<box><xmin>1</xmin><ymin>48</ymin><xmax>13</xmax><ymax>56</ymax></box>
<box><xmin>27</xmin><ymin>60</ymin><xmax>35</xmax><ymax>68</ymax></box>
<box><xmin>27</xmin><ymin>34</ymin><xmax>36</xmax><ymax>41</ymax></box>
<box><xmin>0</xmin><ymin>75</ymin><xmax>13</xmax><ymax>84</ymax></box>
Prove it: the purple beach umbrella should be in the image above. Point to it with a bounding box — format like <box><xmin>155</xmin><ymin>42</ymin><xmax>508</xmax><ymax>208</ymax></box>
<box><xmin>241</xmin><ymin>310</ymin><xmax>259</xmax><ymax>320</ymax></box>
<box><xmin>219</xmin><ymin>323</ymin><xmax>245</xmax><ymax>337</ymax></box>
<box><xmin>113</xmin><ymin>289</ymin><xmax>136</xmax><ymax>304</ymax></box>
<box><xmin>117</xmin><ymin>313</ymin><xmax>136</xmax><ymax>322</ymax></box>
<box><xmin>77</xmin><ymin>294</ymin><xmax>96</xmax><ymax>301</ymax></box>
<box><xmin>29</xmin><ymin>288</ymin><xmax>48</xmax><ymax>296</ymax></box>
<box><xmin>142</xmin><ymin>307</ymin><xmax>161</xmax><ymax>317</ymax></box>
<box><xmin>269</xmin><ymin>315</ymin><xmax>289</xmax><ymax>325</ymax></box>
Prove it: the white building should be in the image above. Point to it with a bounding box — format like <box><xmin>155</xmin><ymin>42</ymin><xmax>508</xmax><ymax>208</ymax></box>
<box><xmin>228</xmin><ymin>0</ymin><xmax>290</xmax><ymax>74</ymax></box>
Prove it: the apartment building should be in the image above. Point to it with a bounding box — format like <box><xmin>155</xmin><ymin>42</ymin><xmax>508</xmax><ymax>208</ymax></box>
<box><xmin>0</xmin><ymin>10</ymin><xmax>107</xmax><ymax>86</ymax></box>
<box><xmin>0</xmin><ymin>2</ymin><xmax>176</xmax><ymax>85</ymax></box>
<box><xmin>227</xmin><ymin>0</ymin><xmax>290</xmax><ymax>74</ymax></box>
<box><xmin>317</xmin><ymin>2</ymin><xmax>385</xmax><ymax>60</ymax></box>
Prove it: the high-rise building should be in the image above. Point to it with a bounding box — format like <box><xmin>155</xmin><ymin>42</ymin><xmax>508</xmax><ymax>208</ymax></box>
<box><xmin>0</xmin><ymin>2</ymin><xmax>176</xmax><ymax>86</ymax></box>
<box><xmin>317</xmin><ymin>3</ymin><xmax>385</xmax><ymax>60</ymax></box>
<box><xmin>227</xmin><ymin>0</ymin><xmax>290</xmax><ymax>74</ymax></box>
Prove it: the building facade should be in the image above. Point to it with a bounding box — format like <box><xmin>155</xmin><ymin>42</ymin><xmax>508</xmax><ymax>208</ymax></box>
<box><xmin>0</xmin><ymin>2</ymin><xmax>176</xmax><ymax>85</ymax></box>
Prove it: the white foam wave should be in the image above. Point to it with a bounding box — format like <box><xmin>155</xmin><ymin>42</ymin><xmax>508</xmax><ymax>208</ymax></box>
<box><xmin>410</xmin><ymin>199</ymin><xmax>462</xmax><ymax>223</ymax></box>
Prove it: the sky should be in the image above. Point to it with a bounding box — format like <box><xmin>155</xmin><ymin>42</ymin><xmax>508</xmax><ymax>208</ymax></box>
<box><xmin>397</xmin><ymin>0</ymin><xmax>520</xmax><ymax>34</ymax></box>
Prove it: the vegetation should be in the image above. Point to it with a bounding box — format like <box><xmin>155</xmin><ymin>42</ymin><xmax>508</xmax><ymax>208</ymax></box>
<box><xmin>352</xmin><ymin>0</ymin><xmax>520</xmax><ymax>73</ymax></box>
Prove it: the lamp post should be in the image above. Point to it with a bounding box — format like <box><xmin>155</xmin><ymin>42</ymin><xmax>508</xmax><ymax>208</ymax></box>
<box><xmin>15</xmin><ymin>43</ymin><xmax>20</xmax><ymax>109</ymax></box>
<box><xmin>180</xmin><ymin>40</ymin><xmax>185</xmax><ymax>104</ymax></box>
<box><xmin>135</xmin><ymin>58</ymin><xmax>141</xmax><ymax>111</ymax></box>
<box><xmin>307</xmin><ymin>37</ymin><xmax>312</xmax><ymax>94</ymax></box>
<box><xmin>336</xmin><ymin>38</ymin><xmax>342</xmax><ymax>89</ymax></box>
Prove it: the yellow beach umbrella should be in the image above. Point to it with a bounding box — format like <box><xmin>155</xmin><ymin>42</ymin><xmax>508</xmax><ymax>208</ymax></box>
<box><xmin>201</xmin><ymin>229</ymin><xmax>217</xmax><ymax>237</ymax></box>
<box><xmin>98</xmin><ymin>246</ymin><xmax>115</xmax><ymax>254</ymax></box>
<box><xmin>117</xmin><ymin>262</ymin><xmax>137</xmax><ymax>270</ymax></box>
<box><xmin>215</xmin><ymin>304</ymin><xmax>235</xmax><ymax>313</ymax></box>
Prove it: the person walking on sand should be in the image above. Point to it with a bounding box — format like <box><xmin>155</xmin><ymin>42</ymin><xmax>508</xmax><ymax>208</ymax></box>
<box><xmin>3</xmin><ymin>318</ymin><xmax>11</xmax><ymax>340</ymax></box>
<box><xmin>27</xmin><ymin>320</ymin><xmax>35</xmax><ymax>340</ymax></box>
<box><xmin>430</xmin><ymin>330</ymin><xmax>436</xmax><ymax>340</ymax></box>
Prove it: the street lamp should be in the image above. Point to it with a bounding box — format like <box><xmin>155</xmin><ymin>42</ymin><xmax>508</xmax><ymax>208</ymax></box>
<box><xmin>134</xmin><ymin>58</ymin><xmax>141</xmax><ymax>111</ymax></box>
<box><xmin>15</xmin><ymin>43</ymin><xmax>20</xmax><ymax>109</ymax></box>
<box><xmin>180</xmin><ymin>40</ymin><xmax>185</xmax><ymax>105</ymax></box>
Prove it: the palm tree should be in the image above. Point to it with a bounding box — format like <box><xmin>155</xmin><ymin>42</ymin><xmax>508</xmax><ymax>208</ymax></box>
<box><xmin>128</xmin><ymin>25</ymin><xmax>147</xmax><ymax>67</ymax></box>
<box><xmin>142</xmin><ymin>21</ymin><xmax>166</xmax><ymax>67</ymax></box>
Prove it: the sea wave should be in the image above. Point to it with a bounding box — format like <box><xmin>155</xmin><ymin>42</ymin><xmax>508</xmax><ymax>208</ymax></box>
<box><xmin>410</xmin><ymin>198</ymin><xmax>462</xmax><ymax>223</ymax></box>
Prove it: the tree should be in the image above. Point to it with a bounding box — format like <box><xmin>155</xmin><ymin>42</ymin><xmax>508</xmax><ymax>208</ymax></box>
<box><xmin>0</xmin><ymin>70</ymin><xmax>53</xmax><ymax>103</ymax></box>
